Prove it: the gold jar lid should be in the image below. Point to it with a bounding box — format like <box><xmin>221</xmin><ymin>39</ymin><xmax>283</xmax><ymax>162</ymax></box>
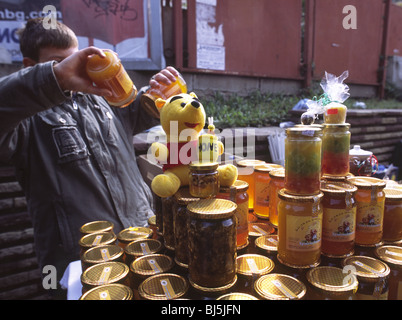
<box><xmin>190</xmin><ymin>276</ymin><xmax>238</xmax><ymax>294</ymax></box>
<box><xmin>81</xmin><ymin>262</ymin><xmax>129</xmax><ymax>287</ymax></box>
<box><xmin>79</xmin><ymin>284</ymin><xmax>133</xmax><ymax>300</ymax></box>
<box><xmin>117</xmin><ymin>226</ymin><xmax>153</xmax><ymax>244</ymax></box>
<box><xmin>278</xmin><ymin>189</ymin><xmax>324</xmax><ymax>203</ymax></box>
<box><xmin>347</xmin><ymin>176</ymin><xmax>386</xmax><ymax>190</ymax></box>
<box><xmin>374</xmin><ymin>245</ymin><xmax>402</xmax><ymax>267</ymax></box>
<box><xmin>216</xmin><ymin>292</ymin><xmax>258</xmax><ymax>300</ymax></box>
<box><xmin>138</xmin><ymin>273</ymin><xmax>188</xmax><ymax>300</ymax></box>
<box><xmin>342</xmin><ymin>256</ymin><xmax>390</xmax><ymax>282</ymax></box>
<box><xmin>219</xmin><ymin>180</ymin><xmax>249</xmax><ymax>193</ymax></box>
<box><xmin>174</xmin><ymin>187</ymin><xmax>200</xmax><ymax>205</ymax></box>
<box><xmin>148</xmin><ymin>215</ymin><xmax>156</xmax><ymax>227</ymax></box>
<box><xmin>323</xmin><ymin>123</ymin><xmax>350</xmax><ymax>129</ymax></box>
<box><xmin>187</xmin><ymin>198</ymin><xmax>237</xmax><ymax>220</ymax></box>
<box><xmin>79</xmin><ymin>232</ymin><xmax>117</xmax><ymax>250</ymax></box>
<box><xmin>81</xmin><ymin>244</ymin><xmax>123</xmax><ymax>265</ymax></box>
<box><xmin>130</xmin><ymin>254</ymin><xmax>174</xmax><ymax>277</ymax></box>
<box><xmin>320</xmin><ymin>181</ymin><xmax>357</xmax><ymax>195</ymax></box>
<box><xmin>189</xmin><ymin>161</ymin><xmax>219</xmax><ymax>171</ymax></box>
<box><xmin>254</xmin><ymin>274</ymin><xmax>306</xmax><ymax>300</ymax></box>
<box><xmin>286</xmin><ymin>126</ymin><xmax>322</xmax><ymax>137</ymax></box>
<box><xmin>322</xmin><ymin>173</ymin><xmax>354</xmax><ymax>182</ymax></box>
<box><xmin>254</xmin><ymin>163</ymin><xmax>283</xmax><ymax>173</ymax></box>
<box><xmin>269</xmin><ymin>168</ymin><xmax>285</xmax><ymax>179</ymax></box>
<box><xmin>236</xmin><ymin>254</ymin><xmax>275</xmax><ymax>278</ymax></box>
<box><xmin>248</xmin><ymin>222</ymin><xmax>274</xmax><ymax>237</ymax></box>
<box><xmin>384</xmin><ymin>188</ymin><xmax>402</xmax><ymax>201</ymax></box>
<box><xmin>236</xmin><ymin>159</ymin><xmax>265</xmax><ymax>168</ymax></box>
<box><xmin>255</xmin><ymin>235</ymin><xmax>278</xmax><ymax>252</ymax></box>
<box><xmin>124</xmin><ymin>238</ymin><xmax>163</xmax><ymax>258</ymax></box>
<box><xmin>306</xmin><ymin>266</ymin><xmax>358</xmax><ymax>295</ymax></box>
<box><xmin>80</xmin><ymin>220</ymin><xmax>114</xmax><ymax>235</ymax></box>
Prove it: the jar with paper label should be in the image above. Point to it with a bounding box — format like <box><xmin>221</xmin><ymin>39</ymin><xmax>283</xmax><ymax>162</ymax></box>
<box><xmin>374</xmin><ymin>245</ymin><xmax>402</xmax><ymax>300</ymax></box>
<box><xmin>81</xmin><ymin>244</ymin><xmax>124</xmax><ymax>272</ymax></box>
<box><xmin>268</xmin><ymin>168</ymin><xmax>285</xmax><ymax>227</ymax></box>
<box><xmin>321</xmin><ymin>181</ymin><xmax>357</xmax><ymax>257</ymax></box>
<box><xmin>117</xmin><ymin>227</ymin><xmax>153</xmax><ymax>249</ymax></box>
<box><xmin>216</xmin><ymin>180</ymin><xmax>250</xmax><ymax>249</ymax></box>
<box><xmin>80</xmin><ymin>284</ymin><xmax>133</xmax><ymax>300</ymax></box>
<box><xmin>254</xmin><ymin>273</ymin><xmax>306</xmax><ymax>300</ymax></box>
<box><xmin>79</xmin><ymin>231</ymin><xmax>117</xmax><ymax>257</ymax></box>
<box><xmin>322</xmin><ymin>124</ymin><xmax>351</xmax><ymax>177</ymax></box>
<box><xmin>187</xmin><ymin>199</ymin><xmax>237</xmax><ymax>292</ymax></box>
<box><xmin>254</xmin><ymin>163</ymin><xmax>283</xmax><ymax>220</ymax></box>
<box><xmin>123</xmin><ymin>238</ymin><xmax>163</xmax><ymax>266</ymax></box>
<box><xmin>237</xmin><ymin>159</ymin><xmax>265</xmax><ymax>210</ymax></box>
<box><xmin>277</xmin><ymin>190</ymin><xmax>323</xmax><ymax>268</ymax></box>
<box><xmin>86</xmin><ymin>51</ymin><xmax>137</xmax><ymax>108</ymax></box>
<box><xmin>382</xmin><ymin>188</ymin><xmax>402</xmax><ymax>243</ymax></box>
<box><xmin>347</xmin><ymin>177</ymin><xmax>386</xmax><ymax>247</ymax></box>
<box><xmin>189</xmin><ymin>161</ymin><xmax>219</xmax><ymax>198</ymax></box>
<box><xmin>173</xmin><ymin>188</ymin><xmax>199</xmax><ymax>268</ymax></box>
<box><xmin>306</xmin><ymin>266</ymin><xmax>358</xmax><ymax>300</ymax></box>
<box><xmin>81</xmin><ymin>261</ymin><xmax>130</xmax><ymax>294</ymax></box>
<box><xmin>342</xmin><ymin>255</ymin><xmax>390</xmax><ymax>300</ymax></box>
<box><xmin>284</xmin><ymin>126</ymin><xmax>322</xmax><ymax>195</ymax></box>
<box><xmin>138</xmin><ymin>273</ymin><xmax>189</xmax><ymax>300</ymax></box>
<box><xmin>79</xmin><ymin>220</ymin><xmax>114</xmax><ymax>236</ymax></box>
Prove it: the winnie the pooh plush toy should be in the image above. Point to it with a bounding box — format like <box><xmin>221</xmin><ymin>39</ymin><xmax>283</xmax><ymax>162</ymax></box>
<box><xmin>149</xmin><ymin>92</ymin><xmax>237</xmax><ymax>198</ymax></box>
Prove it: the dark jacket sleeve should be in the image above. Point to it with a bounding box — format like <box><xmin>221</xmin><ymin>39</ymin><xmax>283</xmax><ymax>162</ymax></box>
<box><xmin>0</xmin><ymin>62</ymin><xmax>67</xmax><ymax>163</ymax></box>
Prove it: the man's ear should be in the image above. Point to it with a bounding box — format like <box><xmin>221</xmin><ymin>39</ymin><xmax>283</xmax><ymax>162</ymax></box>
<box><xmin>155</xmin><ymin>98</ymin><xmax>166</xmax><ymax>112</ymax></box>
<box><xmin>22</xmin><ymin>57</ymin><xmax>37</xmax><ymax>68</ymax></box>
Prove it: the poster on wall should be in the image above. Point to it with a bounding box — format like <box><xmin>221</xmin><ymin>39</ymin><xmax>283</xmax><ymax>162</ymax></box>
<box><xmin>0</xmin><ymin>0</ymin><xmax>164</xmax><ymax>69</ymax></box>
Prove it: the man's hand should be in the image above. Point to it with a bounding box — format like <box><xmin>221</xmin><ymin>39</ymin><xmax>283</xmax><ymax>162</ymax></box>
<box><xmin>53</xmin><ymin>46</ymin><xmax>112</xmax><ymax>97</ymax></box>
<box><xmin>149</xmin><ymin>66</ymin><xmax>180</xmax><ymax>89</ymax></box>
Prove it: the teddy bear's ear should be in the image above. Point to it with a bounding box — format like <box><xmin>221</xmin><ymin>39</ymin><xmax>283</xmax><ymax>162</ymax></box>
<box><xmin>189</xmin><ymin>92</ymin><xmax>198</xmax><ymax>99</ymax></box>
<box><xmin>155</xmin><ymin>98</ymin><xmax>167</xmax><ymax>112</ymax></box>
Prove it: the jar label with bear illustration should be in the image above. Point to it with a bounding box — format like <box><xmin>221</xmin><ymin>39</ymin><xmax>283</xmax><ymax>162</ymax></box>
<box><xmin>286</xmin><ymin>213</ymin><xmax>322</xmax><ymax>252</ymax></box>
<box><xmin>356</xmin><ymin>201</ymin><xmax>384</xmax><ymax>234</ymax></box>
<box><xmin>323</xmin><ymin>207</ymin><xmax>356</xmax><ymax>242</ymax></box>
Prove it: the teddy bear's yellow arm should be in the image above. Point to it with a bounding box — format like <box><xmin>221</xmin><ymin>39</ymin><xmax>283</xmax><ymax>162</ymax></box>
<box><xmin>150</xmin><ymin>142</ymin><xmax>168</xmax><ymax>163</ymax></box>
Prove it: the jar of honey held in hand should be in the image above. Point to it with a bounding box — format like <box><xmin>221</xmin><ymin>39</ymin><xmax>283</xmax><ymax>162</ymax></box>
<box><xmin>86</xmin><ymin>51</ymin><xmax>137</xmax><ymax>108</ymax></box>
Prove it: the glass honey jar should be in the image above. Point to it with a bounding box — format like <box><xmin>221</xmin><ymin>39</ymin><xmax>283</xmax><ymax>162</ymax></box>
<box><xmin>123</xmin><ymin>238</ymin><xmax>163</xmax><ymax>266</ymax></box>
<box><xmin>79</xmin><ymin>220</ymin><xmax>114</xmax><ymax>236</ymax></box>
<box><xmin>81</xmin><ymin>261</ymin><xmax>130</xmax><ymax>294</ymax></box>
<box><xmin>347</xmin><ymin>177</ymin><xmax>386</xmax><ymax>247</ymax></box>
<box><xmin>81</xmin><ymin>244</ymin><xmax>124</xmax><ymax>272</ymax></box>
<box><xmin>216</xmin><ymin>180</ymin><xmax>250</xmax><ymax>249</ymax></box>
<box><xmin>277</xmin><ymin>189</ymin><xmax>323</xmax><ymax>268</ymax></box>
<box><xmin>324</xmin><ymin>102</ymin><xmax>347</xmax><ymax>124</ymax></box>
<box><xmin>268</xmin><ymin>167</ymin><xmax>285</xmax><ymax>228</ymax></box>
<box><xmin>86</xmin><ymin>51</ymin><xmax>137</xmax><ymax>108</ymax></box>
<box><xmin>374</xmin><ymin>245</ymin><xmax>402</xmax><ymax>300</ymax></box>
<box><xmin>117</xmin><ymin>226</ymin><xmax>153</xmax><ymax>249</ymax></box>
<box><xmin>79</xmin><ymin>231</ymin><xmax>117</xmax><ymax>257</ymax></box>
<box><xmin>321</xmin><ymin>124</ymin><xmax>351</xmax><ymax>177</ymax></box>
<box><xmin>79</xmin><ymin>283</ymin><xmax>133</xmax><ymax>300</ymax></box>
<box><xmin>237</xmin><ymin>159</ymin><xmax>265</xmax><ymax>210</ymax></box>
<box><xmin>306</xmin><ymin>266</ymin><xmax>358</xmax><ymax>300</ymax></box>
<box><xmin>138</xmin><ymin>273</ymin><xmax>189</xmax><ymax>300</ymax></box>
<box><xmin>382</xmin><ymin>188</ymin><xmax>402</xmax><ymax>243</ymax></box>
<box><xmin>284</xmin><ymin>126</ymin><xmax>322</xmax><ymax>195</ymax></box>
<box><xmin>173</xmin><ymin>188</ymin><xmax>200</xmax><ymax>268</ymax></box>
<box><xmin>254</xmin><ymin>163</ymin><xmax>283</xmax><ymax>220</ymax></box>
<box><xmin>188</xmin><ymin>161</ymin><xmax>219</xmax><ymax>198</ymax></box>
<box><xmin>254</xmin><ymin>273</ymin><xmax>307</xmax><ymax>300</ymax></box>
<box><xmin>187</xmin><ymin>199</ymin><xmax>237</xmax><ymax>291</ymax></box>
<box><xmin>342</xmin><ymin>255</ymin><xmax>390</xmax><ymax>300</ymax></box>
<box><xmin>162</xmin><ymin>196</ymin><xmax>175</xmax><ymax>251</ymax></box>
<box><xmin>320</xmin><ymin>181</ymin><xmax>357</xmax><ymax>258</ymax></box>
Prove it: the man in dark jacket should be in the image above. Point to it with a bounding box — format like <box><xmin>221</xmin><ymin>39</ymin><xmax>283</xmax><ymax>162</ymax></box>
<box><xmin>0</xmin><ymin>18</ymin><xmax>178</xmax><ymax>297</ymax></box>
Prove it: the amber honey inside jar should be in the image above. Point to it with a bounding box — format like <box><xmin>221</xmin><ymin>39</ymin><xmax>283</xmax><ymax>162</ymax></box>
<box><xmin>284</xmin><ymin>126</ymin><xmax>322</xmax><ymax>195</ymax></box>
<box><xmin>254</xmin><ymin>273</ymin><xmax>306</xmax><ymax>300</ymax></box>
<box><xmin>268</xmin><ymin>168</ymin><xmax>285</xmax><ymax>227</ymax></box>
<box><xmin>187</xmin><ymin>198</ymin><xmax>237</xmax><ymax>290</ymax></box>
<box><xmin>237</xmin><ymin>159</ymin><xmax>265</xmax><ymax>210</ymax></box>
<box><xmin>216</xmin><ymin>180</ymin><xmax>250</xmax><ymax>249</ymax></box>
<box><xmin>320</xmin><ymin>181</ymin><xmax>357</xmax><ymax>258</ymax></box>
<box><xmin>189</xmin><ymin>161</ymin><xmax>219</xmax><ymax>198</ymax></box>
<box><xmin>277</xmin><ymin>189</ymin><xmax>323</xmax><ymax>268</ymax></box>
<box><xmin>86</xmin><ymin>51</ymin><xmax>137</xmax><ymax>108</ymax></box>
<box><xmin>79</xmin><ymin>220</ymin><xmax>114</xmax><ymax>236</ymax></box>
<box><xmin>254</xmin><ymin>163</ymin><xmax>283</xmax><ymax>220</ymax></box>
<box><xmin>347</xmin><ymin>177</ymin><xmax>386</xmax><ymax>247</ymax></box>
<box><xmin>382</xmin><ymin>188</ymin><xmax>402</xmax><ymax>242</ymax></box>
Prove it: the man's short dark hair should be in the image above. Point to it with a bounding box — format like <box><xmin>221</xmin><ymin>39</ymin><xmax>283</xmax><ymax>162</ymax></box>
<box><xmin>17</xmin><ymin>18</ymin><xmax>78</xmax><ymax>61</ymax></box>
